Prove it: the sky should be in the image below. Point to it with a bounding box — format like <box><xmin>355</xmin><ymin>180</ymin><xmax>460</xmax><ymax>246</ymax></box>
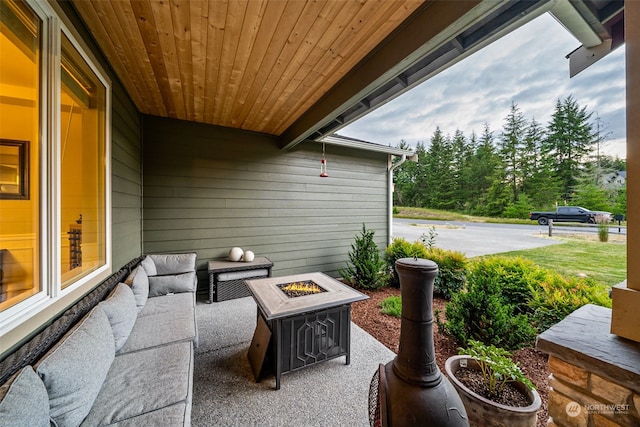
<box><xmin>341</xmin><ymin>12</ymin><xmax>627</xmax><ymax>159</ymax></box>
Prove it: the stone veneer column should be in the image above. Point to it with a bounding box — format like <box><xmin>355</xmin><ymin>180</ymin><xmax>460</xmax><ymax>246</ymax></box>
<box><xmin>537</xmin><ymin>305</ymin><xmax>640</xmax><ymax>427</ymax></box>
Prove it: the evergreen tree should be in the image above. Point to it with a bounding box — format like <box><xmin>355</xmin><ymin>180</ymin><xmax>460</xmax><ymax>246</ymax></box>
<box><xmin>424</xmin><ymin>128</ymin><xmax>455</xmax><ymax>209</ymax></box>
<box><xmin>498</xmin><ymin>102</ymin><xmax>527</xmax><ymax>202</ymax></box>
<box><xmin>543</xmin><ymin>96</ymin><xmax>595</xmax><ymax>202</ymax></box>
<box><xmin>468</xmin><ymin>124</ymin><xmax>501</xmax><ymax>213</ymax></box>
<box><xmin>451</xmin><ymin>129</ymin><xmax>473</xmax><ymax>210</ymax></box>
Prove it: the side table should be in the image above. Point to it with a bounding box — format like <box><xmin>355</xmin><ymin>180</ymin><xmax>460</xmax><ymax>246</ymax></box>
<box><xmin>207</xmin><ymin>257</ymin><xmax>273</xmax><ymax>303</ymax></box>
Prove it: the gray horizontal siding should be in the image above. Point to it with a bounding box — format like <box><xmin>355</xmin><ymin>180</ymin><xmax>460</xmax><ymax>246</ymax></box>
<box><xmin>142</xmin><ymin>116</ymin><xmax>389</xmax><ymax>288</ymax></box>
<box><xmin>110</xmin><ymin>79</ymin><xmax>142</xmax><ymax>269</ymax></box>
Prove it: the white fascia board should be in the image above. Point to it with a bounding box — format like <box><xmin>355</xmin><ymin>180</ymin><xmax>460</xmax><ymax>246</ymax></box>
<box><xmin>320</xmin><ymin>135</ymin><xmax>415</xmax><ymax>157</ymax></box>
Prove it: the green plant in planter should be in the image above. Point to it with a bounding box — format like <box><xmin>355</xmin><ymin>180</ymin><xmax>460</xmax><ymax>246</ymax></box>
<box><xmin>459</xmin><ymin>340</ymin><xmax>534</xmax><ymax>397</ymax></box>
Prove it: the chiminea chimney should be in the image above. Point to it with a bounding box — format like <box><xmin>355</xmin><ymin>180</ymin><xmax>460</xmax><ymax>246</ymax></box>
<box><xmin>368</xmin><ymin>258</ymin><xmax>469</xmax><ymax>427</ymax></box>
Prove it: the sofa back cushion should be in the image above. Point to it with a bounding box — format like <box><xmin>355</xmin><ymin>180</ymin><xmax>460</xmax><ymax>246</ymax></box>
<box><xmin>148</xmin><ymin>272</ymin><xmax>196</xmax><ymax>297</ymax></box>
<box><xmin>125</xmin><ymin>266</ymin><xmax>149</xmax><ymax>311</ymax></box>
<box><xmin>36</xmin><ymin>307</ymin><xmax>115</xmax><ymax>427</ymax></box>
<box><xmin>148</xmin><ymin>253</ymin><xmax>196</xmax><ymax>275</ymax></box>
<box><xmin>98</xmin><ymin>283</ymin><xmax>138</xmax><ymax>351</ymax></box>
<box><xmin>0</xmin><ymin>366</ymin><xmax>49</xmax><ymax>427</ymax></box>
<box><xmin>140</xmin><ymin>256</ymin><xmax>157</xmax><ymax>276</ymax></box>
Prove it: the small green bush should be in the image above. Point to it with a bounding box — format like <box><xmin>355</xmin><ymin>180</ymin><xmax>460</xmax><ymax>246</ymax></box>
<box><xmin>339</xmin><ymin>224</ymin><xmax>387</xmax><ymax>290</ymax></box>
<box><xmin>425</xmin><ymin>247</ymin><xmax>467</xmax><ymax>299</ymax></box>
<box><xmin>379</xmin><ymin>296</ymin><xmax>402</xmax><ymax>317</ymax></box>
<box><xmin>444</xmin><ymin>270</ymin><xmax>537</xmax><ymax>350</ymax></box>
<box><xmin>443</xmin><ymin>255</ymin><xmax>614</xmax><ymax>348</ymax></box>
<box><xmin>385</xmin><ymin>238</ymin><xmax>428</xmax><ymax>288</ymax></box>
<box><xmin>470</xmin><ymin>256</ymin><xmax>545</xmax><ymax>315</ymax></box>
<box><xmin>384</xmin><ymin>238</ymin><xmax>467</xmax><ymax>298</ymax></box>
<box><xmin>529</xmin><ymin>274</ymin><xmax>611</xmax><ymax>331</ymax></box>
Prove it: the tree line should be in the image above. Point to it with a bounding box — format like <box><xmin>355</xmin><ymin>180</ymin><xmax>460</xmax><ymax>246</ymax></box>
<box><xmin>393</xmin><ymin>95</ymin><xmax>627</xmax><ymax>218</ymax></box>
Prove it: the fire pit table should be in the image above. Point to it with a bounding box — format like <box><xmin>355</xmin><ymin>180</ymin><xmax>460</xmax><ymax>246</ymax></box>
<box><xmin>246</xmin><ymin>272</ymin><xmax>368</xmax><ymax>390</ymax></box>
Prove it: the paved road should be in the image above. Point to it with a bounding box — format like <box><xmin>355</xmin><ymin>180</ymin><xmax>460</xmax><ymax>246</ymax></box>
<box><xmin>393</xmin><ymin>219</ymin><xmax>563</xmax><ymax>258</ymax></box>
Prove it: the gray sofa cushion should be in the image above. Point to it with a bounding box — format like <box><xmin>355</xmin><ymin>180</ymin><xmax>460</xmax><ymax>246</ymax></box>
<box><xmin>87</xmin><ymin>402</ymin><xmax>190</xmax><ymax>427</ymax></box>
<box><xmin>80</xmin><ymin>341</ymin><xmax>193</xmax><ymax>426</ymax></box>
<box><xmin>139</xmin><ymin>292</ymin><xmax>195</xmax><ymax>317</ymax></box>
<box><xmin>140</xmin><ymin>256</ymin><xmax>157</xmax><ymax>276</ymax></box>
<box><xmin>118</xmin><ymin>304</ymin><xmax>196</xmax><ymax>354</ymax></box>
<box><xmin>0</xmin><ymin>366</ymin><xmax>49</xmax><ymax>427</ymax></box>
<box><xmin>149</xmin><ymin>253</ymin><xmax>196</xmax><ymax>275</ymax></box>
<box><xmin>148</xmin><ymin>271</ymin><xmax>196</xmax><ymax>296</ymax></box>
<box><xmin>98</xmin><ymin>283</ymin><xmax>138</xmax><ymax>351</ymax></box>
<box><xmin>126</xmin><ymin>266</ymin><xmax>149</xmax><ymax>310</ymax></box>
<box><xmin>36</xmin><ymin>307</ymin><xmax>115</xmax><ymax>427</ymax></box>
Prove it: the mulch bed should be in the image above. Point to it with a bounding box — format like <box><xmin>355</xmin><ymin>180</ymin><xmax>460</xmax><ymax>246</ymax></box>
<box><xmin>351</xmin><ymin>287</ymin><xmax>549</xmax><ymax>427</ymax></box>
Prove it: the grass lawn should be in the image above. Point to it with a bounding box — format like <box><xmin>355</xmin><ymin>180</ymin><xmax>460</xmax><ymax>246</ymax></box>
<box><xmin>497</xmin><ymin>237</ymin><xmax>626</xmax><ymax>287</ymax></box>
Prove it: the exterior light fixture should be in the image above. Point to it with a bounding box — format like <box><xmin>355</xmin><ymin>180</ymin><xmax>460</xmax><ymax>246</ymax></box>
<box><xmin>320</xmin><ymin>143</ymin><xmax>328</xmax><ymax>177</ymax></box>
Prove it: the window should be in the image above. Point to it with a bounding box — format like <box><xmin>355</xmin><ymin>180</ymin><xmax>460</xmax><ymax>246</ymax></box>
<box><xmin>0</xmin><ymin>0</ymin><xmax>110</xmax><ymax>332</ymax></box>
<box><xmin>60</xmin><ymin>34</ymin><xmax>106</xmax><ymax>287</ymax></box>
<box><xmin>0</xmin><ymin>0</ymin><xmax>41</xmax><ymax>310</ymax></box>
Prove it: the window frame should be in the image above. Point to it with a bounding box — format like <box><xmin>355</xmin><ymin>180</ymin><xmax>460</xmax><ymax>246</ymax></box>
<box><xmin>0</xmin><ymin>0</ymin><xmax>112</xmax><ymax>340</ymax></box>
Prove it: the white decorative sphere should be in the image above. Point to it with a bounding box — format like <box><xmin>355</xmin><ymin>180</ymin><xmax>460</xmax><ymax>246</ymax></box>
<box><xmin>228</xmin><ymin>247</ymin><xmax>244</xmax><ymax>262</ymax></box>
<box><xmin>243</xmin><ymin>250</ymin><xmax>255</xmax><ymax>262</ymax></box>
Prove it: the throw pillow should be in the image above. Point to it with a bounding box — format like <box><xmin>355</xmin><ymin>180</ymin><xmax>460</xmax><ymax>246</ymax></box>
<box><xmin>148</xmin><ymin>271</ymin><xmax>196</xmax><ymax>296</ymax></box>
<box><xmin>0</xmin><ymin>366</ymin><xmax>49</xmax><ymax>427</ymax></box>
<box><xmin>149</xmin><ymin>253</ymin><xmax>196</xmax><ymax>275</ymax></box>
<box><xmin>129</xmin><ymin>266</ymin><xmax>149</xmax><ymax>310</ymax></box>
<box><xmin>98</xmin><ymin>283</ymin><xmax>138</xmax><ymax>351</ymax></box>
<box><xmin>36</xmin><ymin>307</ymin><xmax>115</xmax><ymax>427</ymax></box>
<box><xmin>140</xmin><ymin>256</ymin><xmax>157</xmax><ymax>276</ymax></box>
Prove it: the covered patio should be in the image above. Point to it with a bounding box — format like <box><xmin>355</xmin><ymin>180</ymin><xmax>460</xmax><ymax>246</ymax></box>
<box><xmin>0</xmin><ymin>1</ymin><xmax>637</xmax><ymax>426</ymax></box>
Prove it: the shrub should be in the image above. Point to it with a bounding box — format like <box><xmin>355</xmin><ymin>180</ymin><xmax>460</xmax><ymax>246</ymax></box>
<box><xmin>444</xmin><ymin>270</ymin><xmax>537</xmax><ymax>349</ymax></box>
<box><xmin>379</xmin><ymin>296</ymin><xmax>402</xmax><ymax>317</ymax></box>
<box><xmin>385</xmin><ymin>238</ymin><xmax>429</xmax><ymax>288</ymax></box>
<box><xmin>470</xmin><ymin>256</ymin><xmax>545</xmax><ymax>315</ymax></box>
<box><xmin>385</xmin><ymin>238</ymin><xmax>467</xmax><ymax>298</ymax></box>
<box><xmin>442</xmin><ymin>255</ymin><xmax>614</xmax><ymax>348</ymax></box>
<box><xmin>529</xmin><ymin>273</ymin><xmax>611</xmax><ymax>331</ymax></box>
<box><xmin>339</xmin><ymin>224</ymin><xmax>387</xmax><ymax>290</ymax></box>
<box><xmin>425</xmin><ymin>247</ymin><xmax>467</xmax><ymax>299</ymax></box>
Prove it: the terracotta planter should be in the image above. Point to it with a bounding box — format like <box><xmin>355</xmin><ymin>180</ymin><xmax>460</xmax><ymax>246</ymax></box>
<box><xmin>445</xmin><ymin>355</ymin><xmax>542</xmax><ymax>427</ymax></box>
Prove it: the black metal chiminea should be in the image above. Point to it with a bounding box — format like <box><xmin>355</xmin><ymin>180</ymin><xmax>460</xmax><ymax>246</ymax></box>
<box><xmin>368</xmin><ymin>258</ymin><xmax>469</xmax><ymax>427</ymax></box>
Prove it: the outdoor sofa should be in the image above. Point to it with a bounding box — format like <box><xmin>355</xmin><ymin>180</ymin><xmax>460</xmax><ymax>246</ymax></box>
<box><xmin>0</xmin><ymin>253</ymin><xmax>198</xmax><ymax>426</ymax></box>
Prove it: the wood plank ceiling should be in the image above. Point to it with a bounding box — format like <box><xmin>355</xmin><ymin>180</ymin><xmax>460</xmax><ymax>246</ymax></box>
<box><xmin>71</xmin><ymin>0</ymin><xmax>425</xmax><ymax>137</ymax></box>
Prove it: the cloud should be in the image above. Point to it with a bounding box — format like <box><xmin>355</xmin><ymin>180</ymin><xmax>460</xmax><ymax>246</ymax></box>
<box><xmin>341</xmin><ymin>13</ymin><xmax>627</xmax><ymax>157</ymax></box>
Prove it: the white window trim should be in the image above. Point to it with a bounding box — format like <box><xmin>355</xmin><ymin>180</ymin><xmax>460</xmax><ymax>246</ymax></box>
<box><xmin>0</xmin><ymin>0</ymin><xmax>112</xmax><ymax>347</ymax></box>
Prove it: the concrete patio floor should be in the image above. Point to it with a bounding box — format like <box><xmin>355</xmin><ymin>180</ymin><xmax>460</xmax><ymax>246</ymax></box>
<box><xmin>191</xmin><ymin>295</ymin><xmax>395</xmax><ymax>427</ymax></box>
